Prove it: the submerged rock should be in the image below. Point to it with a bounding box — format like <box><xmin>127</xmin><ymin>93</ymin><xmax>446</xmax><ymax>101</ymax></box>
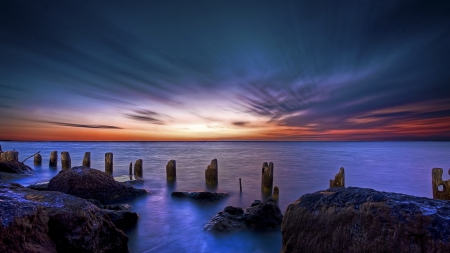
<box><xmin>0</xmin><ymin>181</ymin><xmax>128</xmax><ymax>253</ymax></box>
<box><xmin>103</xmin><ymin>209</ymin><xmax>138</xmax><ymax>230</ymax></box>
<box><xmin>204</xmin><ymin>198</ymin><xmax>283</xmax><ymax>232</ymax></box>
<box><xmin>47</xmin><ymin>166</ymin><xmax>147</xmax><ymax>204</ymax></box>
<box><xmin>281</xmin><ymin>187</ymin><xmax>450</xmax><ymax>253</ymax></box>
<box><xmin>27</xmin><ymin>182</ymin><xmax>49</xmax><ymax>191</ymax></box>
<box><xmin>171</xmin><ymin>191</ymin><xmax>228</xmax><ymax>202</ymax></box>
<box><xmin>0</xmin><ymin>160</ymin><xmax>33</xmax><ymax>174</ymax></box>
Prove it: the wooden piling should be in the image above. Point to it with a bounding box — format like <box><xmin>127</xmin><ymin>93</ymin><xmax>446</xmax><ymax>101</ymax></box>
<box><xmin>432</xmin><ymin>168</ymin><xmax>450</xmax><ymax>200</ymax></box>
<box><xmin>61</xmin><ymin>151</ymin><xmax>71</xmax><ymax>169</ymax></box>
<box><xmin>34</xmin><ymin>153</ymin><xmax>42</xmax><ymax>165</ymax></box>
<box><xmin>205</xmin><ymin>159</ymin><xmax>218</xmax><ymax>185</ymax></box>
<box><xmin>273</xmin><ymin>186</ymin><xmax>279</xmax><ymax>202</ymax></box>
<box><xmin>82</xmin><ymin>152</ymin><xmax>90</xmax><ymax>167</ymax></box>
<box><xmin>239</xmin><ymin>178</ymin><xmax>242</xmax><ymax>193</ymax></box>
<box><xmin>105</xmin><ymin>152</ymin><xmax>113</xmax><ymax>175</ymax></box>
<box><xmin>166</xmin><ymin>160</ymin><xmax>176</xmax><ymax>181</ymax></box>
<box><xmin>49</xmin><ymin>151</ymin><xmax>57</xmax><ymax>167</ymax></box>
<box><xmin>129</xmin><ymin>162</ymin><xmax>132</xmax><ymax>175</ymax></box>
<box><xmin>261</xmin><ymin>162</ymin><xmax>274</xmax><ymax>193</ymax></box>
<box><xmin>330</xmin><ymin>167</ymin><xmax>345</xmax><ymax>188</ymax></box>
<box><xmin>134</xmin><ymin>159</ymin><xmax>143</xmax><ymax>178</ymax></box>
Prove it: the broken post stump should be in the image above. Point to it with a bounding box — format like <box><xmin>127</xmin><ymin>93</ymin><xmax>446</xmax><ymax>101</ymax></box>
<box><xmin>82</xmin><ymin>152</ymin><xmax>90</xmax><ymax>167</ymax></box>
<box><xmin>134</xmin><ymin>159</ymin><xmax>143</xmax><ymax>178</ymax></box>
<box><xmin>205</xmin><ymin>159</ymin><xmax>218</xmax><ymax>185</ymax></box>
<box><xmin>105</xmin><ymin>152</ymin><xmax>113</xmax><ymax>175</ymax></box>
<box><xmin>49</xmin><ymin>151</ymin><xmax>57</xmax><ymax>167</ymax></box>
<box><xmin>61</xmin><ymin>151</ymin><xmax>71</xmax><ymax>170</ymax></box>
<box><xmin>129</xmin><ymin>162</ymin><xmax>132</xmax><ymax>175</ymax></box>
<box><xmin>330</xmin><ymin>167</ymin><xmax>345</xmax><ymax>188</ymax></box>
<box><xmin>34</xmin><ymin>153</ymin><xmax>42</xmax><ymax>165</ymax></box>
<box><xmin>432</xmin><ymin>168</ymin><xmax>450</xmax><ymax>200</ymax></box>
<box><xmin>261</xmin><ymin>162</ymin><xmax>274</xmax><ymax>193</ymax></box>
<box><xmin>273</xmin><ymin>186</ymin><xmax>279</xmax><ymax>202</ymax></box>
<box><xmin>5</xmin><ymin>150</ymin><xmax>19</xmax><ymax>161</ymax></box>
<box><xmin>166</xmin><ymin>160</ymin><xmax>176</xmax><ymax>181</ymax></box>
<box><xmin>239</xmin><ymin>178</ymin><xmax>242</xmax><ymax>193</ymax></box>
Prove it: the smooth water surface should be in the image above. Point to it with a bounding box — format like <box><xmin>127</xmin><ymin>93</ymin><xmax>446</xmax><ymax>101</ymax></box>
<box><xmin>2</xmin><ymin>141</ymin><xmax>450</xmax><ymax>252</ymax></box>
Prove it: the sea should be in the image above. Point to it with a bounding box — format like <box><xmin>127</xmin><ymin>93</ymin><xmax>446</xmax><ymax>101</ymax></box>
<box><xmin>1</xmin><ymin>141</ymin><xmax>450</xmax><ymax>253</ymax></box>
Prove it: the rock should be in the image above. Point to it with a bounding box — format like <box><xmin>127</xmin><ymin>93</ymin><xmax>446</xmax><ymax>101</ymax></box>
<box><xmin>114</xmin><ymin>175</ymin><xmax>144</xmax><ymax>184</ymax></box>
<box><xmin>47</xmin><ymin>166</ymin><xmax>147</xmax><ymax>204</ymax></box>
<box><xmin>329</xmin><ymin>167</ymin><xmax>345</xmax><ymax>188</ymax></box>
<box><xmin>281</xmin><ymin>187</ymin><xmax>450</xmax><ymax>253</ymax></box>
<box><xmin>0</xmin><ymin>181</ymin><xmax>128</xmax><ymax>253</ymax></box>
<box><xmin>171</xmin><ymin>191</ymin><xmax>228</xmax><ymax>202</ymax></box>
<box><xmin>0</xmin><ymin>160</ymin><xmax>33</xmax><ymax>174</ymax></box>
<box><xmin>205</xmin><ymin>159</ymin><xmax>218</xmax><ymax>185</ymax></box>
<box><xmin>103</xmin><ymin>204</ymin><xmax>131</xmax><ymax>211</ymax></box>
<box><xmin>102</xmin><ymin>210</ymin><xmax>138</xmax><ymax>230</ymax></box>
<box><xmin>204</xmin><ymin>198</ymin><xmax>283</xmax><ymax>232</ymax></box>
<box><xmin>27</xmin><ymin>182</ymin><xmax>49</xmax><ymax>191</ymax></box>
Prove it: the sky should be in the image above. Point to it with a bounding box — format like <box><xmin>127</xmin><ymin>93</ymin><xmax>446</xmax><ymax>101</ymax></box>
<box><xmin>1</xmin><ymin>0</ymin><xmax>450</xmax><ymax>141</ymax></box>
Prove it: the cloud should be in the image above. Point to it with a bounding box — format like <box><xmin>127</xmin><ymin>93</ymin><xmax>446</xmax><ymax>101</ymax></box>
<box><xmin>44</xmin><ymin>121</ymin><xmax>122</xmax><ymax>129</ymax></box>
<box><xmin>232</xmin><ymin>121</ymin><xmax>250</xmax><ymax>127</ymax></box>
<box><xmin>124</xmin><ymin>109</ymin><xmax>166</xmax><ymax>125</ymax></box>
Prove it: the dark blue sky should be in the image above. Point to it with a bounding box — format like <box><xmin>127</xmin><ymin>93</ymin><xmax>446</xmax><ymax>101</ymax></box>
<box><xmin>1</xmin><ymin>0</ymin><xmax>450</xmax><ymax>140</ymax></box>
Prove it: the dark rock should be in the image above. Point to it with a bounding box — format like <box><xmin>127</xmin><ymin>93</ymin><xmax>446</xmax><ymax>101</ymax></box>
<box><xmin>0</xmin><ymin>181</ymin><xmax>128</xmax><ymax>253</ymax></box>
<box><xmin>103</xmin><ymin>204</ymin><xmax>131</xmax><ymax>211</ymax></box>
<box><xmin>224</xmin><ymin>206</ymin><xmax>244</xmax><ymax>215</ymax></box>
<box><xmin>171</xmin><ymin>191</ymin><xmax>228</xmax><ymax>202</ymax></box>
<box><xmin>251</xmin><ymin>200</ymin><xmax>261</xmax><ymax>206</ymax></box>
<box><xmin>281</xmin><ymin>187</ymin><xmax>450</xmax><ymax>253</ymax></box>
<box><xmin>27</xmin><ymin>182</ymin><xmax>49</xmax><ymax>191</ymax></box>
<box><xmin>204</xmin><ymin>198</ymin><xmax>283</xmax><ymax>232</ymax></box>
<box><xmin>0</xmin><ymin>160</ymin><xmax>33</xmax><ymax>174</ymax></box>
<box><xmin>47</xmin><ymin>166</ymin><xmax>147</xmax><ymax>204</ymax></box>
<box><xmin>103</xmin><ymin>210</ymin><xmax>138</xmax><ymax>230</ymax></box>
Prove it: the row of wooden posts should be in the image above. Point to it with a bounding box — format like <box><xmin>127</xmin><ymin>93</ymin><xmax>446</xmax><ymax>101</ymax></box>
<box><xmin>32</xmin><ymin>151</ymin><xmax>143</xmax><ymax>178</ymax></box>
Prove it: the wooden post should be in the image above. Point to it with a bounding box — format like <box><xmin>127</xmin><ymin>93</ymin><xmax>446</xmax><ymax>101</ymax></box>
<box><xmin>205</xmin><ymin>159</ymin><xmax>218</xmax><ymax>185</ymax></box>
<box><xmin>166</xmin><ymin>160</ymin><xmax>176</xmax><ymax>181</ymax></box>
<box><xmin>261</xmin><ymin>162</ymin><xmax>274</xmax><ymax>194</ymax></box>
<box><xmin>61</xmin><ymin>151</ymin><xmax>71</xmax><ymax>169</ymax></box>
<box><xmin>330</xmin><ymin>167</ymin><xmax>345</xmax><ymax>188</ymax></box>
<box><xmin>134</xmin><ymin>159</ymin><xmax>143</xmax><ymax>178</ymax></box>
<box><xmin>49</xmin><ymin>151</ymin><xmax>57</xmax><ymax>167</ymax></box>
<box><xmin>34</xmin><ymin>153</ymin><xmax>42</xmax><ymax>165</ymax></box>
<box><xmin>105</xmin><ymin>152</ymin><xmax>113</xmax><ymax>175</ymax></box>
<box><xmin>129</xmin><ymin>162</ymin><xmax>132</xmax><ymax>175</ymax></box>
<box><xmin>273</xmin><ymin>186</ymin><xmax>279</xmax><ymax>202</ymax></box>
<box><xmin>83</xmin><ymin>152</ymin><xmax>90</xmax><ymax>167</ymax></box>
<box><xmin>432</xmin><ymin>168</ymin><xmax>450</xmax><ymax>200</ymax></box>
<box><xmin>239</xmin><ymin>178</ymin><xmax>242</xmax><ymax>193</ymax></box>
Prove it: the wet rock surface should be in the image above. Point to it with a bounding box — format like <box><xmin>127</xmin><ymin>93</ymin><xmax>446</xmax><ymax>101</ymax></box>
<box><xmin>27</xmin><ymin>182</ymin><xmax>49</xmax><ymax>191</ymax></box>
<box><xmin>281</xmin><ymin>187</ymin><xmax>450</xmax><ymax>253</ymax></box>
<box><xmin>0</xmin><ymin>160</ymin><xmax>33</xmax><ymax>174</ymax></box>
<box><xmin>0</xmin><ymin>181</ymin><xmax>128</xmax><ymax>253</ymax></box>
<box><xmin>171</xmin><ymin>191</ymin><xmax>228</xmax><ymax>202</ymax></box>
<box><xmin>47</xmin><ymin>166</ymin><xmax>147</xmax><ymax>204</ymax></box>
<box><xmin>204</xmin><ymin>198</ymin><xmax>283</xmax><ymax>232</ymax></box>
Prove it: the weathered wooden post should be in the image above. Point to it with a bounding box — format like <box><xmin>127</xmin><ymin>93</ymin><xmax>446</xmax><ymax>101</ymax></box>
<box><xmin>239</xmin><ymin>178</ymin><xmax>242</xmax><ymax>193</ymax></box>
<box><xmin>273</xmin><ymin>186</ymin><xmax>279</xmax><ymax>202</ymax></box>
<box><xmin>432</xmin><ymin>168</ymin><xmax>450</xmax><ymax>200</ymax></box>
<box><xmin>134</xmin><ymin>159</ymin><xmax>143</xmax><ymax>178</ymax></box>
<box><xmin>105</xmin><ymin>152</ymin><xmax>113</xmax><ymax>175</ymax></box>
<box><xmin>330</xmin><ymin>167</ymin><xmax>345</xmax><ymax>188</ymax></box>
<box><xmin>49</xmin><ymin>151</ymin><xmax>58</xmax><ymax>167</ymax></box>
<box><xmin>82</xmin><ymin>152</ymin><xmax>90</xmax><ymax>167</ymax></box>
<box><xmin>261</xmin><ymin>162</ymin><xmax>274</xmax><ymax>193</ymax></box>
<box><xmin>34</xmin><ymin>153</ymin><xmax>42</xmax><ymax>165</ymax></box>
<box><xmin>205</xmin><ymin>159</ymin><xmax>218</xmax><ymax>185</ymax></box>
<box><xmin>166</xmin><ymin>160</ymin><xmax>176</xmax><ymax>181</ymax></box>
<box><xmin>5</xmin><ymin>151</ymin><xmax>19</xmax><ymax>161</ymax></box>
<box><xmin>129</xmin><ymin>162</ymin><xmax>132</xmax><ymax>175</ymax></box>
<box><xmin>61</xmin><ymin>151</ymin><xmax>71</xmax><ymax>169</ymax></box>
<box><xmin>0</xmin><ymin>152</ymin><xmax>4</xmax><ymax>160</ymax></box>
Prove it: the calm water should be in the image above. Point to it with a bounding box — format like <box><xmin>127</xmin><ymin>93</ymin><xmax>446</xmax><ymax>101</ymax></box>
<box><xmin>2</xmin><ymin>141</ymin><xmax>450</xmax><ymax>253</ymax></box>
